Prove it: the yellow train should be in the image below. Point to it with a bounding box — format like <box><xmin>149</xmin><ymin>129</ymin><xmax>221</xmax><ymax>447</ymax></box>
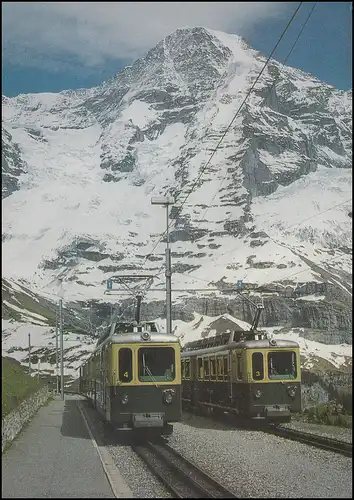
<box><xmin>80</xmin><ymin>321</ymin><xmax>182</xmax><ymax>435</ymax></box>
<box><xmin>181</xmin><ymin>330</ymin><xmax>301</xmax><ymax>423</ymax></box>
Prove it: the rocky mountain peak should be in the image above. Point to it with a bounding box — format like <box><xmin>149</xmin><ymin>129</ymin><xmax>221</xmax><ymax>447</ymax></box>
<box><xmin>84</xmin><ymin>26</ymin><xmax>257</xmax><ymax>125</ymax></box>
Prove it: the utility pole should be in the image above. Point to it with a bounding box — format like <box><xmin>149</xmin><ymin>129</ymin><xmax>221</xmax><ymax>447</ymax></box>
<box><xmin>151</xmin><ymin>195</ymin><xmax>174</xmax><ymax>335</ymax></box>
<box><xmin>55</xmin><ymin>307</ymin><xmax>59</xmax><ymax>394</ymax></box>
<box><xmin>28</xmin><ymin>333</ymin><xmax>31</xmax><ymax>376</ymax></box>
<box><xmin>59</xmin><ymin>298</ymin><xmax>64</xmax><ymax>401</ymax></box>
<box><xmin>37</xmin><ymin>357</ymin><xmax>41</xmax><ymax>381</ymax></box>
<box><xmin>165</xmin><ymin>202</ymin><xmax>172</xmax><ymax>335</ymax></box>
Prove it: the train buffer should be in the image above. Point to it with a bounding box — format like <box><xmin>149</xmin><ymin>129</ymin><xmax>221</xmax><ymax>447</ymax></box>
<box><xmin>2</xmin><ymin>394</ymin><xmax>132</xmax><ymax>498</ymax></box>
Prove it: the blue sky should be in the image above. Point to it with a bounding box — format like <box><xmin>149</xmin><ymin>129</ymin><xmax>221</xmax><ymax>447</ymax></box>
<box><xmin>2</xmin><ymin>2</ymin><xmax>352</xmax><ymax>97</ymax></box>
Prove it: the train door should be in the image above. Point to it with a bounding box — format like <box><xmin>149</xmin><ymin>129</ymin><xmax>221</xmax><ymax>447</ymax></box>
<box><xmin>183</xmin><ymin>357</ymin><xmax>191</xmax><ymax>404</ymax></box>
<box><xmin>227</xmin><ymin>350</ymin><xmax>233</xmax><ymax>404</ymax></box>
<box><xmin>97</xmin><ymin>350</ymin><xmax>104</xmax><ymax>412</ymax></box>
<box><xmin>103</xmin><ymin>346</ymin><xmax>111</xmax><ymax>421</ymax></box>
<box><xmin>189</xmin><ymin>357</ymin><xmax>197</xmax><ymax>408</ymax></box>
<box><xmin>194</xmin><ymin>357</ymin><xmax>204</xmax><ymax>408</ymax></box>
<box><xmin>92</xmin><ymin>355</ymin><xmax>97</xmax><ymax>406</ymax></box>
<box><xmin>234</xmin><ymin>349</ymin><xmax>247</xmax><ymax>415</ymax></box>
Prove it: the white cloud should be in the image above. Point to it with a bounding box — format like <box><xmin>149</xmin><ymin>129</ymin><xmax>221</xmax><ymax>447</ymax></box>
<box><xmin>2</xmin><ymin>2</ymin><xmax>290</xmax><ymax>71</ymax></box>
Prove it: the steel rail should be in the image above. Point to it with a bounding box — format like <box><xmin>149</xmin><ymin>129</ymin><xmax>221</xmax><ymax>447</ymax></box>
<box><xmin>266</xmin><ymin>426</ymin><xmax>352</xmax><ymax>457</ymax></box>
<box><xmin>182</xmin><ymin>407</ymin><xmax>352</xmax><ymax>458</ymax></box>
<box><xmin>132</xmin><ymin>440</ymin><xmax>237</xmax><ymax>498</ymax></box>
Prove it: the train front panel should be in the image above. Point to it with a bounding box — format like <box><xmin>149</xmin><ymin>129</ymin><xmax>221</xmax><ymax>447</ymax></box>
<box><xmin>108</xmin><ymin>341</ymin><xmax>182</xmax><ymax>430</ymax></box>
<box><xmin>245</xmin><ymin>346</ymin><xmax>301</xmax><ymax>421</ymax></box>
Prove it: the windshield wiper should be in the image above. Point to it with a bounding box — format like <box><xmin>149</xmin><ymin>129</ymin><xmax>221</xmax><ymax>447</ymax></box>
<box><xmin>144</xmin><ymin>364</ymin><xmax>159</xmax><ymax>388</ymax></box>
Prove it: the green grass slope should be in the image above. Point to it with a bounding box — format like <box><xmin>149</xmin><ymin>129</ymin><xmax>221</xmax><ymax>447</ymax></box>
<box><xmin>2</xmin><ymin>357</ymin><xmax>43</xmax><ymax>417</ymax></box>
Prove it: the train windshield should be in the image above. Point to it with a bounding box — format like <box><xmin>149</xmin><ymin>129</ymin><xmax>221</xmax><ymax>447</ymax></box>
<box><xmin>138</xmin><ymin>347</ymin><xmax>175</xmax><ymax>382</ymax></box>
<box><xmin>268</xmin><ymin>351</ymin><xmax>297</xmax><ymax>380</ymax></box>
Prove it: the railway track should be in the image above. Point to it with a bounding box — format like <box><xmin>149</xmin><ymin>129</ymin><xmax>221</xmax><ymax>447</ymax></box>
<box><xmin>266</xmin><ymin>426</ymin><xmax>352</xmax><ymax>457</ymax></box>
<box><xmin>183</xmin><ymin>408</ymin><xmax>352</xmax><ymax>458</ymax></box>
<box><xmin>132</xmin><ymin>440</ymin><xmax>237</xmax><ymax>498</ymax></box>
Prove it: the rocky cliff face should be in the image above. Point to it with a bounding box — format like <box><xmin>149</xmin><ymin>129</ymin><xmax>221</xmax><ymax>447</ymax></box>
<box><xmin>2</xmin><ymin>127</ymin><xmax>27</xmax><ymax>199</ymax></box>
<box><xmin>2</xmin><ymin>27</ymin><xmax>352</xmax><ymax>353</ymax></box>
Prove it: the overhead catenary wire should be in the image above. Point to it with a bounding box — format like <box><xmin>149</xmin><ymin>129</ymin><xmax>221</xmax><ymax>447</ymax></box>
<box><xmin>192</xmin><ymin>2</ymin><xmax>318</xmax><ymax>235</ymax></box>
<box><xmin>174</xmin><ymin>252</ymin><xmax>349</xmax><ymax>294</ymax></box>
<box><xmin>139</xmin><ymin>2</ymin><xmax>306</xmax><ymax>291</ymax></box>
<box><xmin>102</xmin><ymin>276</ymin><xmax>155</xmax><ymax>327</ymax></box>
<box><xmin>145</xmin><ymin>194</ymin><xmax>352</xmax><ymax>295</ymax></box>
<box><xmin>209</xmin><ymin>197</ymin><xmax>352</xmax><ymax>262</ymax></box>
<box><xmin>255</xmin><ymin>253</ymin><xmax>349</xmax><ymax>286</ymax></box>
<box><xmin>124</xmin><ymin>252</ymin><xmax>349</xmax><ymax>296</ymax></box>
<box><xmin>142</xmin><ymin>2</ymin><xmax>304</xmax><ymax>267</ymax></box>
<box><xmin>113</xmin><ymin>254</ymin><xmax>350</xmax><ymax>295</ymax></box>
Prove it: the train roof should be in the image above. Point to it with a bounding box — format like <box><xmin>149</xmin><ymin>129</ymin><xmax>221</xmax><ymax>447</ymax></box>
<box><xmin>109</xmin><ymin>332</ymin><xmax>180</xmax><ymax>344</ymax></box>
<box><xmin>181</xmin><ymin>338</ymin><xmax>300</xmax><ymax>357</ymax></box>
<box><xmin>94</xmin><ymin>322</ymin><xmax>179</xmax><ymax>350</ymax></box>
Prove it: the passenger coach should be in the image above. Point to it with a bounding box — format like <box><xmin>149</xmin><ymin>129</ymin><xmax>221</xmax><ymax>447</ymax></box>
<box><xmin>80</xmin><ymin>321</ymin><xmax>182</xmax><ymax>435</ymax></box>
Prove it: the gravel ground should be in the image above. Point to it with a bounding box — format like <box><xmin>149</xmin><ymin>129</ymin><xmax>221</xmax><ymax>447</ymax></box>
<box><xmin>107</xmin><ymin>438</ymin><xmax>173</xmax><ymax>498</ymax></box>
<box><xmin>167</xmin><ymin>412</ymin><xmax>352</xmax><ymax>498</ymax></box>
<box><xmin>281</xmin><ymin>420</ymin><xmax>352</xmax><ymax>443</ymax></box>
<box><xmin>82</xmin><ymin>400</ymin><xmax>172</xmax><ymax>498</ymax></box>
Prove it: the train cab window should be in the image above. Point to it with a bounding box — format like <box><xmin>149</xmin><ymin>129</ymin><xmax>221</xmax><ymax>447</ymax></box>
<box><xmin>268</xmin><ymin>351</ymin><xmax>297</xmax><ymax>380</ymax></box>
<box><xmin>236</xmin><ymin>354</ymin><xmax>243</xmax><ymax>381</ymax></box>
<box><xmin>181</xmin><ymin>360</ymin><xmax>185</xmax><ymax>379</ymax></box>
<box><xmin>184</xmin><ymin>359</ymin><xmax>191</xmax><ymax>379</ymax></box>
<box><xmin>119</xmin><ymin>348</ymin><xmax>133</xmax><ymax>383</ymax></box>
<box><xmin>204</xmin><ymin>358</ymin><xmax>210</xmax><ymax>379</ymax></box>
<box><xmin>210</xmin><ymin>358</ymin><xmax>216</xmax><ymax>380</ymax></box>
<box><xmin>198</xmin><ymin>358</ymin><xmax>203</xmax><ymax>380</ymax></box>
<box><xmin>138</xmin><ymin>347</ymin><xmax>175</xmax><ymax>382</ymax></box>
<box><xmin>252</xmin><ymin>352</ymin><xmax>264</xmax><ymax>381</ymax></box>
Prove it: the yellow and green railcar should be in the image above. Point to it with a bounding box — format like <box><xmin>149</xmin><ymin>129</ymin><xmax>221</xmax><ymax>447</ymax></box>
<box><xmin>181</xmin><ymin>331</ymin><xmax>301</xmax><ymax>423</ymax></box>
<box><xmin>80</xmin><ymin>321</ymin><xmax>181</xmax><ymax>435</ymax></box>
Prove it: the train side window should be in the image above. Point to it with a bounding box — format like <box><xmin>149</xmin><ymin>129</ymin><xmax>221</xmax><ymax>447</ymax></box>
<box><xmin>210</xmin><ymin>357</ymin><xmax>216</xmax><ymax>380</ymax></box>
<box><xmin>217</xmin><ymin>357</ymin><xmax>223</xmax><ymax>381</ymax></box>
<box><xmin>185</xmin><ymin>359</ymin><xmax>191</xmax><ymax>379</ymax></box>
<box><xmin>223</xmin><ymin>357</ymin><xmax>228</xmax><ymax>381</ymax></box>
<box><xmin>198</xmin><ymin>358</ymin><xmax>203</xmax><ymax>380</ymax></box>
<box><xmin>252</xmin><ymin>352</ymin><xmax>264</xmax><ymax>381</ymax></box>
<box><xmin>181</xmin><ymin>360</ymin><xmax>185</xmax><ymax>379</ymax></box>
<box><xmin>204</xmin><ymin>358</ymin><xmax>210</xmax><ymax>379</ymax></box>
<box><xmin>118</xmin><ymin>348</ymin><xmax>133</xmax><ymax>383</ymax></box>
<box><xmin>236</xmin><ymin>354</ymin><xmax>243</xmax><ymax>381</ymax></box>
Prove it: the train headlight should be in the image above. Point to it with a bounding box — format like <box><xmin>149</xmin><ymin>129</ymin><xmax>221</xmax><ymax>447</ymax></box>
<box><xmin>141</xmin><ymin>331</ymin><xmax>150</xmax><ymax>341</ymax></box>
<box><xmin>287</xmin><ymin>386</ymin><xmax>297</xmax><ymax>399</ymax></box>
<box><xmin>121</xmin><ymin>394</ymin><xmax>129</xmax><ymax>405</ymax></box>
<box><xmin>254</xmin><ymin>390</ymin><xmax>262</xmax><ymax>399</ymax></box>
<box><xmin>163</xmin><ymin>389</ymin><xmax>175</xmax><ymax>404</ymax></box>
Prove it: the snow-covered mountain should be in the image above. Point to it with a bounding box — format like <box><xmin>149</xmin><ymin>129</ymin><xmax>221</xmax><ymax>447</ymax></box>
<box><xmin>2</xmin><ymin>27</ymin><xmax>352</xmax><ymax>368</ymax></box>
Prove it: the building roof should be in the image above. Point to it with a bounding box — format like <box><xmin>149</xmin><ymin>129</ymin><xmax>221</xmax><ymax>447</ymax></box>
<box><xmin>200</xmin><ymin>314</ymin><xmax>251</xmax><ymax>338</ymax></box>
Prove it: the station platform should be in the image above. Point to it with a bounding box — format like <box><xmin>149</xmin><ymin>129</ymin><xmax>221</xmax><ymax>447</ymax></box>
<box><xmin>2</xmin><ymin>395</ymin><xmax>125</xmax><ymax>498</ymax></box>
